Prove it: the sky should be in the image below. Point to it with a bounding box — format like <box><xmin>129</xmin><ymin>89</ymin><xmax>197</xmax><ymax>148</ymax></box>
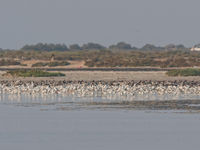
<box><xmin>0</xmin><ymin>0</ymin><xmax>200</xmax><ymax>49</ymax></box>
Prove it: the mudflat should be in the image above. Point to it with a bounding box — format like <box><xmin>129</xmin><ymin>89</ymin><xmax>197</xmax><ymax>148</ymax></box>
<box><xmin>1</xmin><ymin>71</ymin><xmax>200</xmax><ymax>81</ymax></box>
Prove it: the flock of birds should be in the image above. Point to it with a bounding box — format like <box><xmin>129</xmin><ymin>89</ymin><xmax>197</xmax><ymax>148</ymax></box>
<box><xmin>0</xmin><ymin>80</ymin><xmax>200</xmax><ymax>101</ymax></box>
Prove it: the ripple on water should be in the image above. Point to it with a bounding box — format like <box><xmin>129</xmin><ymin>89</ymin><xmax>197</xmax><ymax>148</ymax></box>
<box><xmin>1</xmin><ymin>93</ymin><xmax>200</xmax><ymax>112</ymax></box>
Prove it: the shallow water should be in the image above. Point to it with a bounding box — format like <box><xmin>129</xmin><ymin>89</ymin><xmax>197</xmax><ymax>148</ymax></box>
<box><xmin>1</xmin><ymin>94</ymin><xmax>200</xmax><ymax>150</ymax></box>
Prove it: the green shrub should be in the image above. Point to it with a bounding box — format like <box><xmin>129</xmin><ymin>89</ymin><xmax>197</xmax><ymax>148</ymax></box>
<box><xmin>166</xmin><ymin>68</ymin><xmax>200</xmax><ymax>76</ymax></box>
<box><xmin>32</xmin><ymin>62</ymin><xmax>48</xmax><ymax>67</ymax></box>
<box><xmin>32</xmin><ymin>61</ymin><xmax>70</xmax><ymax>67</ymax></box>
<box><xmin>48</xmin><ymin>61</ymin><xmax>70</xmax><ymax>67</ymax></box>
<box><xmin>6</xmin><ymin>69</ymin><xmax>65</xmax><ymax>77</ymax></box>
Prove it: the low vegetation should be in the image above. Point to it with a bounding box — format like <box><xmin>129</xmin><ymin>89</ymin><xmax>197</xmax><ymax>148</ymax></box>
<box><xmin>5</xmin><ymin>70</ymin><xmax>65</xmax><ymax>77</ymax></box>
<box><xmin>32</xmin><ymin>61</ymin><xmax>70</xmax><ymax>67</ymax></box>
<box><xmin>0</xmin><ymin>59</ymin><xmax>23</xmax><ymax>66</ymax></box>
<box><xmin>166</xmin><ymin>69</ymin><xmax>200</xmax><ymax>76</ymax></box>
<box><xmin>84</xmin><ymin>50</ymin><xmax>198</xmax><ymax>68</ymax></box>
<box><xmin>1</xmin><ymin>45</ymin><xmax>200</xmax><ymax>68</ymax></box>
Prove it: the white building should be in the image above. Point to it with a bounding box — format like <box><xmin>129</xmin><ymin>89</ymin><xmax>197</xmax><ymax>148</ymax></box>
<box><xmin>191</xmin><ymin>44</ymin><xmax>200</xmax><ymax>51</ymax></box>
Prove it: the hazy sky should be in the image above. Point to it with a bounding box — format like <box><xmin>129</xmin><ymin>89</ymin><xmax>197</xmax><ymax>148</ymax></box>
<box><xmin>0</xmin><ymin>0</ymin><xmax>200</xmax><ymax>49</ymax></box>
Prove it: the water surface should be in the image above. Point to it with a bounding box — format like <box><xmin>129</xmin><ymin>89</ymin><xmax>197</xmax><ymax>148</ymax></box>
<box><xmin>1</xmin><ymin>94</ymin><xmax>200</xmax><ymax>150</ymax></box>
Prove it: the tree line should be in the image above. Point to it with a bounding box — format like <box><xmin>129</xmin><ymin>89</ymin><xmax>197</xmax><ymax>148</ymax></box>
<box><xmin>19</xmin><ymin>42</ymin><xmax>189</xmax><ymax>52</ymax></box>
